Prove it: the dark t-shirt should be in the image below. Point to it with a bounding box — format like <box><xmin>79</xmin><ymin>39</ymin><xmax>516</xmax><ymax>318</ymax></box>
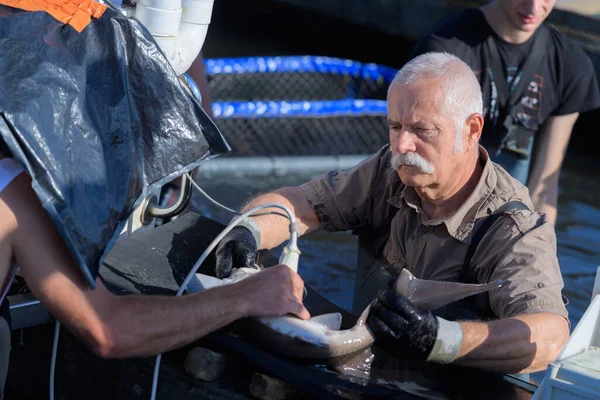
<box><xmin>410</xmin><ymin>8</ymin><xmax>600</xmax><ymax>183</ymax></box>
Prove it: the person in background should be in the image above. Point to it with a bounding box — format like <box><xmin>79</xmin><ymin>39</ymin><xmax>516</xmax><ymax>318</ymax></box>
<box><xmin>212</xmin><ymin>52</ymin><xmax>570</xmax><ymax>374</ymax></box>
<box><xmin>409</xmin><ymin>0</ymin><xmax>600</xmax><ymax>225</ymax></box>
<box><xmin>186</xmin><ymin>52</ymin><xmax>214</xmax><ymax>119</ymax></box>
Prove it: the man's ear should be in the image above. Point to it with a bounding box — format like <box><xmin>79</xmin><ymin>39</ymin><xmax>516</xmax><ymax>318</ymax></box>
<box><xmin>465</xmin><ymin>113</ymin><xmax>484</xmax><ymax>150</ymax></box>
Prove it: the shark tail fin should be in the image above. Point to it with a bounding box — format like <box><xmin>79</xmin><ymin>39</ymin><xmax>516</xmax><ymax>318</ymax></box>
<box><xmin>394</xmin><ymin>269</ymin><xmax>503</xmax><ymax>311</ymax></box>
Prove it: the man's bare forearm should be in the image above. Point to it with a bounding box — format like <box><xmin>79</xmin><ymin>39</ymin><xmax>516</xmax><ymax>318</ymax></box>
<box><xmin>97</xmin><ymin>285</ymin><xmax>246</xmax><ymax>358</ymax></box>
<box><xmin>242</xmin><ymin>187</ymin><xmax>320</xmax><ymax>250</ymax></box>
<box><xmin>455</xmin><ymin>313</ymin><xmax>569</xmax><ymax>373</ymax></box>
<box><xmin>186</xmin><ymin>53</ymin><xmax>213</xmax><ymax>119</ymax></box>
<box><xmin>102</xmin><ymin>262</ymin><xmax>310</xmax><ymax>358</ymax></box>
<box><xmin>530</xmin><ymin>174</ymin><xmax>558</xmax><ymax>225</ymax></box>
<box><xmin>13</xmin><ymin>207</ymin><xmax>251</xmax><ymax>359</ymax></box>
<box><xmin>527</xmin><ymin>113</ymin><xmax>578</xmax><ymax>226</ymax></box>
<box><xmin>532</xmin><ymin>197</ymin><xmax>558</xmax><ymax>226</ymax></box>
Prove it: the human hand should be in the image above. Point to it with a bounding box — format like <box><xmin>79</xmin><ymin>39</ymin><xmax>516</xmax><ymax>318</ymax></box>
<box><xmin>215</xmin><ymin>226</ymin><xmax>257</xmax><ymax>278</ymax></box>
<box><xmin>234</xmin><ymin>264</ymin><xmax>310</xmax><ymax>320</ymax></box>
<box><xmin>367</xmin><ymin>289</ymin><xmax>462</xmax><ymax>363</ymax></box>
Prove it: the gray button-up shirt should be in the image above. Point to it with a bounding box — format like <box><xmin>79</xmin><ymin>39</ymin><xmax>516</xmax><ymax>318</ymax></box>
<box><xmin>300</xmin><ymin>145</ymin><xmax>568</xmax><ymax>320</ymax></box>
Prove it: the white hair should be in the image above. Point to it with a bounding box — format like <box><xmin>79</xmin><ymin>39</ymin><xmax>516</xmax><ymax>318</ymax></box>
<box><xmin>388</xmin><ymin>52</ymin><xmax>483</xmax><ymax>153</ymax></box>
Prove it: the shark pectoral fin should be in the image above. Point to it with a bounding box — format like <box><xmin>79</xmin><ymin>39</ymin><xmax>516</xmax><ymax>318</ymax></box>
<box><xmin>310</xmin><ymin>313</ymin><xmax>343</xmax><ymax>331</ymax></box>
<box><xmin>394</xmin><ymin>269</ymin><xmax>413</xmax><ymax>295</ymax></box>
<box><xmin>185</xmin><ymin>273</ymin><xmax>224</xmax><ymax>293</ymax></box>
<box><xmin>394</xmin><ymin>269</ymin><xmax>505</xmax><ymax>311</ymax></box>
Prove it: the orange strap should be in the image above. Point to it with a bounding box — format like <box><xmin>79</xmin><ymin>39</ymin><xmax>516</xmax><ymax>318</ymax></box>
<box><xmin>0</xmin><ymin>0</ymin><xmax>107</xmax><ymax>32</ymax></box>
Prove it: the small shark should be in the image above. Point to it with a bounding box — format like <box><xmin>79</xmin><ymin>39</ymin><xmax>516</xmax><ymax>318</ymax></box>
<box><xmin>186</xmin><ymin>268</ymin><xmax>503</xmax><ymax>364</ymax></box>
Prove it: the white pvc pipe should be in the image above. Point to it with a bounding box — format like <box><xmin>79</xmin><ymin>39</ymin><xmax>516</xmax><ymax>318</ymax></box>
<box><xmin>169</xmin><ymin>18</ymin><xmax>210</xmax><ymax>75</ymax></box>
<box><xmin>194</xmin><ymin>155</ymin><xmax>370</xmax><ymax>178</ymax></box>
<box><xmin>133</xmin><ymin>0</ymin><xmax>214</xmax><ymax>75</ymax></box>
<box><xmin>135</xmin><ymin>2</ymin><xmax>182</xmax><ymax>36</ymax></box>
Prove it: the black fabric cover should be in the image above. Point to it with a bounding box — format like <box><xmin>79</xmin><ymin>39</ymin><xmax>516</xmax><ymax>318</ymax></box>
<box><xmin>0</xmin><ymin>5</ymin><xmax>229</xmax><ymax>287</ymax></box>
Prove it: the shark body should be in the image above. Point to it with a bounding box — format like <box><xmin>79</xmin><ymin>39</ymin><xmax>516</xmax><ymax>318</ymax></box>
<box><xmin>186</xmin><ymin>268</ymin><xmax>502</xmax><ymax>363</ymax></box>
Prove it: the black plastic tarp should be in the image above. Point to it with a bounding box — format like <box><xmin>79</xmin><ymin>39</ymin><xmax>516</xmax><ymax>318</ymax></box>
<box><xmin>0</xmin><ymin>5</ymin><xmax>230</xmax><ymax>287</ymax></box>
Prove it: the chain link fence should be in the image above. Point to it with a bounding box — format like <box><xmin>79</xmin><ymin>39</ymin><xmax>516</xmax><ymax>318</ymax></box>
<box><xmin>212</xmin><ymin>101</ymin><xmax>389</xmax><ymax>156</ymax></box>
<box><xmin>209</xmin><ymin>71</ymin><xmax>389</xmax><ymax>101</ymax></box>
<box><xmin>207</xmin><ymin>56</ymin><xmax>395</xmax><ymax>102</ymax></box>
<box><xmin>205</xmin><ymin>56</ymin><xmax>396</xmax><ymax>156</ymax></box>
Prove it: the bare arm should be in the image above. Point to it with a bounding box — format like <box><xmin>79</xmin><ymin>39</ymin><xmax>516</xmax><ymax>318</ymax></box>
<box><xmin>186</xmin><ymin>52</ymin><xmax>213</xmax><ymax>119</ymax></box>
<box><xmin>456</xmin><ymin>313</ymin><xmax>569</xmax><ymax>373</ymax></box>
<box><xmin>527</xmin><ymin>113</ymin><xmax>579</xmax><ymax>225</ymax></box>
<box><xmin>242</xmin><ymin>187</ymin><xmax>321</xmax><ymax>250</ymax></box>
<box><xmin>1</xmin><ymin>174</ymin><xmax>308</xmax><ymax>359</ymax></box>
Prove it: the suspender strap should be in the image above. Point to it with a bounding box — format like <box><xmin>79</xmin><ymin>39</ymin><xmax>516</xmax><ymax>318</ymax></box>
<box><xmin>438</xmin><ymin>201</ymin><xmax>531</xmax><ymax>320</ymax></box>
<box><xmin>485</xmin><ymin>28</ymin><xmax>548</xmax><ymax>110</ymax></box>
<box><xmin>462</xmin><ymin>201</ymin><xmax>530</xmax><ymax>274</ymax></box>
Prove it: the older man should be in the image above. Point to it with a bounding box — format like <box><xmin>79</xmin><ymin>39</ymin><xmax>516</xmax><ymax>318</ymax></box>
<box><xmin>214</xmin><ymin>52</ymin><xmax>569</xmax><ymax>374</ymax></box>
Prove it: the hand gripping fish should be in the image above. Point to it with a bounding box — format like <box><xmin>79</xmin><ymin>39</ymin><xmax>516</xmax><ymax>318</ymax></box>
<box><xmin>186</xmin><ymin>267</ymin><xmax>502</xmax><ymax>365</ymax></box>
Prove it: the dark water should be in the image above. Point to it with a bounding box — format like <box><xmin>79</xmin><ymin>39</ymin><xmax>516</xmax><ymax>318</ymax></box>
<box><xmin>553</xmin><ymin>156</ymin><xmax>600</xmax><ymax>326</ymax></box>
<box><xmin>190</xmin><ymin>150</ymin><xmax>600</xmax><ymax>330</ymax></box>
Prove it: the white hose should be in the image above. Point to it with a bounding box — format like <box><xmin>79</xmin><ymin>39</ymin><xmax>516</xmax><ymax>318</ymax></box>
<box><xmin>185</xmin><ymin>172</ymin><xmax>289</xmax><ymax>220</ymax></box>
<box><xmin>47</xmin><ymin>176</ymin><xmax>298</xmax><ymax>400</ymax></box>
<box><xmin>50</xmin><ymin>321</ymin><xmax>60</xmax><ymax>400</ymax></box>
<box><xmin>150</xmin><ymin>202</ymin><xmax>297</xmax><ymax>400</ymax></box>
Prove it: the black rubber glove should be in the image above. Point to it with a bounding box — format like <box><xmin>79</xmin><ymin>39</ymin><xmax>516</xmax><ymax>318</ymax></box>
<box><xmin>367</xmin><ymin>289</ymin><xmax>438</xmax><ymax>361</ymax></box>
<box><xmin>214</xmin><ymin>226</ymin><xmax>258</xmax><ymax>278</ymax></box>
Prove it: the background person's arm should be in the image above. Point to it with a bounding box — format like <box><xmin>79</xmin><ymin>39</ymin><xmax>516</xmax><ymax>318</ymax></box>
<box><xmin>186</xmin><ymin>52</ymin><xmax>213</xmax><ymax>119</ymax></box>
<box><xmin>456</xmin><ymin>312</ymin><xmax>569</xmax><ymax>373</ymax></box>
<box><xmin>0</xmin><ymin>173</ymin><xmax>308</xmax><ymax>359</ymax></box>
<box><xmin>527</xmin><ymin>113</ymin><xmax>579</xmax><ymax>225</ymax></box>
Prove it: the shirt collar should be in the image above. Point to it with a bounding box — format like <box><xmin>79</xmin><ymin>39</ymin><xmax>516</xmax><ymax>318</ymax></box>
<box><xmin>387</xmin><ymin>146</ymin><xmax>497</xmax><ymax>243</ymax></box>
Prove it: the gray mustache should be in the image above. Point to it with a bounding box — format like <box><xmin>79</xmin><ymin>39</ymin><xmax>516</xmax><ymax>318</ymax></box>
<box><xmin>390</xmin><ymin>153</ymin><xmax>435</xmax><ymax>174</ymax></box>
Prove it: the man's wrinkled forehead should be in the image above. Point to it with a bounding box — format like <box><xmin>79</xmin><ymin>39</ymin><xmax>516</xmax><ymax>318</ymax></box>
<box><xmin>388</xmin><ymin>78</ymin><xmax>442</xmax><ymax>104</ymax></box>
<box><xmin>387</xmin><ymin>81</ymin><xmax>446</xmax><ymax>120</ymax></box>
